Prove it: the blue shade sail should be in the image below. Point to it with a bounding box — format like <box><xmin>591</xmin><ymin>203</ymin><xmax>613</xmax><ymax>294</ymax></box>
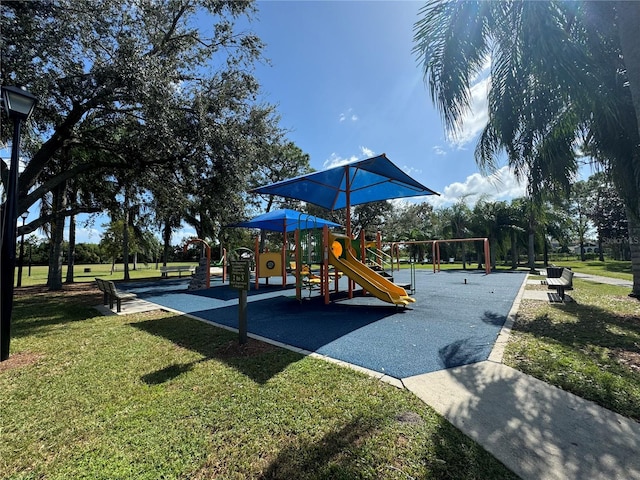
<box><xmin>228</xmin><ymin>209</ymin><xmax>342</xmax><ymax>233</ymax></box>
<box><xmin>252</xmin><ymin>154</ymin><xmax>439</xmax><ymax>211</ymax></box>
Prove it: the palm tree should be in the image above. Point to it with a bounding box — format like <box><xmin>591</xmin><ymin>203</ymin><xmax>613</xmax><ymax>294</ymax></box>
<box><xmin>414</xmin><ymin>0</ymin><xmax>640</xmax><ymax>296</ymax></box>
<box><xmin>470</xmin><ymin>199</ymin><xmax>513</xmax><ymax>270</ymax></box>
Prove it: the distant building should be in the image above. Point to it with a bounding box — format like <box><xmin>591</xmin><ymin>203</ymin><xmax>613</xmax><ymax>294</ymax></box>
<box><xmin>571</xmin><ymin>242</ymin><xmax>599</xmax><ymax>255</ymax></box>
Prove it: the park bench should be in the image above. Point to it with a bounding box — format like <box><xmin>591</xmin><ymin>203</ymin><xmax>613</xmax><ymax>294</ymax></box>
<box><xmin>546</xmin><ymin>268</ymin><xmax>574</xmax><ymax>300</ymax></box>
<box><xmin>159</xmin><ymin>265</ymin><xmax>196</xmax><ymax>277</ymax></box>
<box><xmin>95</xmin><ymin>278</ymin><xmax>137</xmax><ymax>313</ymax></box>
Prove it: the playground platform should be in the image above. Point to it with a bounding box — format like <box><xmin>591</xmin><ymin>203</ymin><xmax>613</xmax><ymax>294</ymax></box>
<box><xmin>114</xmin><ymin>269</ymin><xmax>525</xmax><ymax>379</ymax></box>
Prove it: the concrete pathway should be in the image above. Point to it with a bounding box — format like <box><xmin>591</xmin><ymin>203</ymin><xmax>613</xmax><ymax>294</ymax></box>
<box><xmin>572</xmin><ymin>271</ymin><xmax>633</xmax><ymax>287</ymax></box>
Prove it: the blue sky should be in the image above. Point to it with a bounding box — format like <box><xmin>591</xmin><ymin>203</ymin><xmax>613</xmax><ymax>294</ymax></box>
<box><xmin>10</xmin><ymin>0</ymin><xmax>533</xmax><ymax>244</ymax></box>
<box><xmin>245</xmin><ymin>1</ymin><xmax>526</xmax><ymax>207</ymax></box>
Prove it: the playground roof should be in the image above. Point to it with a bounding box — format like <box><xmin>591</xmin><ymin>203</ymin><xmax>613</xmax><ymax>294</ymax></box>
<box><xmin>228</xmin><ymin>208</ymin><xmax>342</xmax><ymax>233</ymax></box>
<box><xmin>251</xmin><ymin>154</ymin><xmax>439</xmax><ymax>236</ymax></box>
<box><xmin>252</xmin><ymin>153</ymin><xmax>439</xmax><ymax>211</ymax></box>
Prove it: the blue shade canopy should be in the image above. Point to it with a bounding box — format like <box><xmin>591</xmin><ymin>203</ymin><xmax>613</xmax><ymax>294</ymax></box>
<box><xmin>252</xmin><ymin>154</ymin><xmax>439</xmax><ymax>211</ymax></box>
<box><xmin>228</xmin><ymin>209</ymin><xmax>342</xmax><ymax>233</ymax></box>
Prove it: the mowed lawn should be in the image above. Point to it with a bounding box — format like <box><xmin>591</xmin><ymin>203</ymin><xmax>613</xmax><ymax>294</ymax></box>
<box><xmin>1</xmin><ymin>284</ymin><xmax>517</xmax><ymax>480</ymax></box>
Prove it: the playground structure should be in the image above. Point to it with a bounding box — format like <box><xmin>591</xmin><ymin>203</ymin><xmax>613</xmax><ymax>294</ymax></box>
<box><xmin>240</xmin><ymin>210</ymin><xmax>340</xmax><ymax>290</ymax></box>
<box><xmin>243</xmin><ymin>217</ymin><xmax>415</xmax><ymax>306</ymax></box>
<box><xmin>238</xmin><ymin>219</ymin><xmax>490</xmax><ymax>307</ymax></box>
<box><xmin>325</xmin><ymin>229</ymin><xmax>415</xmax><ymax>306</ymax></box>
<box><xmin>246</xmin><ymin>154</ymin><xmax>442</xmax><ymax>306</ymax></box>
<box><xmin>183</xmin><ymin>238</ymin><xmax>212</xmax><ymax>289</ymax></box>
<box><xmin>388</xmin><ymin>238</ymin><xmax>491</xmax><ymax>275</ymax></box>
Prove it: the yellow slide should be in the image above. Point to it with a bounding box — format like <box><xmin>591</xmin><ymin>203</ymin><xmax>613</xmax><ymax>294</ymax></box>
<box><xmin>328</xmin><ymin>232</ymin><xmax>415</xmax><ymax>306</ymax></box>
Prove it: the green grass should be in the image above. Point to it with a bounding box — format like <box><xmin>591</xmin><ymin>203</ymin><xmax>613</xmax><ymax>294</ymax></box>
<box><xmin>1</xmin><ymin>289</ymin><xmax>516</xmax><ymax>479</ymax></box>
<box><xmin>546</xmin><ymin>259</ymin><xmax>632</xmax><ymax>280</ymax></box>
<box><xmin>13</xmin><ymin>262</ymin><xmax>199</xmax><ymax>287</ymax></box>
<box><xmin>504</xmin><ymin>279</ymin><xmax>640</xmax><ymax>421</ymax></box>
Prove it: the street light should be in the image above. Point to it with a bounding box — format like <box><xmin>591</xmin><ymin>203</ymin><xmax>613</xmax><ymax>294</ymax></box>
<box><xmin>17</xmin><ymin>210</ymin><xmax>30</xmax><ymax>287</ymax></box>
<box><xmin>1</xmin><ymin>85</ymin><xmax>38</xmax><ymax>362</ymax></box>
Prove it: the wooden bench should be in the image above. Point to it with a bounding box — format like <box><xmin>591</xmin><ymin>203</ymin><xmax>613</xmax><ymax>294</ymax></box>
<box><xmin>546</xmin><ymin>268</ymin><xmax>574</xmax><ymax>300</ymax></box>
<box><xmin>95</xmin><ymin>278</ymin><xmax>137</xmax><ymax>313</ymax></box>
<box><xmin>159</xmin><ymin>265</ymin><xmax>196</xmax><ymax>277</ymax></box>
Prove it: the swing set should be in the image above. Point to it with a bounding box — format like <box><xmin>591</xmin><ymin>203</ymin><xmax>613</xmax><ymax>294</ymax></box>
<box><xmin>388</xmin><ymin>238</ymin><xmax>491</xmax><ymax>275</ymax></box>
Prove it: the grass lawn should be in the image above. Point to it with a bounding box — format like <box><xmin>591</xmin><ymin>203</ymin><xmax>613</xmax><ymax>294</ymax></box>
<box><xmin>0</xmin><ymin>285</ymin><xmax>517</xmax><ymax>479</ymax></box>
<box><xmin>13</xmin><ymin>262</ymin><xmax>197</xmax><ymax>288</ymax></box>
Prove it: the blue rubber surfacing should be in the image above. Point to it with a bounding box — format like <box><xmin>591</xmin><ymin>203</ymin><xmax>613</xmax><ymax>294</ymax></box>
<box><xmin>121</xmin><ymin>270</ymin><xmax>526</xmax><ymax>379</ymax></box>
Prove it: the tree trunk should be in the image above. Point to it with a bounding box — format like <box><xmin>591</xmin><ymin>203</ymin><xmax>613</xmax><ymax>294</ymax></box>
<box><xmin>543</xmin><ymin>238</ymin><xmax>549</xmax><ymax>267</ymax></box>
<box><xmin>47</xmin><ymin>184</ymin><xmax>66</xmax><ymax>291</ymax></box>
<box><xmin>618</xmin><ymin>2</ymin><xmax>640</xmax><ymax>156</ymax></box>
<box><xmin>162</xmin><ymin>219</ymin><xmax>172</xmax><ymax>266</ymax></box>
<box><xmin>511</xmin><ymin>230</ymin><xmax>518</xmax><ymax>269</ymax></box>
<box><xmin>462</xmin><ymin>244</ymin><xmax>467</xmax><ymax>269</ymax></box>
<box><xmin>65</xmin><ymin>213</ymin><xmax>75</xmax><ymax>283</ymax></box>
<box><xmin>490</xmin><ymin>237</ymin><xmax>497</xmax><ymax>269</ymax></box>
<box><xmin>617</xmin><ymin>2</ymin><xmax>640</xmax><ymax>297</ymax></box>
<box><xmin>123</xmin><ymin>205</ymin><xmax>130</xmax><ymax>281</ymax></box>
<box><xmin>626</xmin><ymin>207</ymin><xmax>640</xmax><ymax>297</ymax></box>
<box><xmin>527</xmin><ymin>232</ymin><xmax>535</xmax><ymax>272</ymax></box>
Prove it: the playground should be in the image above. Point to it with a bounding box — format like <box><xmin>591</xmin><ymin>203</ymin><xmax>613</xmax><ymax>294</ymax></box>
<box><xmin>116</xmin><ymin>268</ymin><xmax>527</xmax><ymax>379</ymax></box>
<box><xmin>112</xmin><ymin>153</ymin><xmax>527</xmax><ymax>379</ymax></box>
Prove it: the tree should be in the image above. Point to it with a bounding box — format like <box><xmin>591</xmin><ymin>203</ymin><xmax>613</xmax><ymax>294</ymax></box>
<box><xmin>250</xmin><ymin>141</ymin><xmax>314</xmax><ymax>213</ymax></box>
<box><xmin>588</xmin><ymin>173</ymin><xmax>629</xmax><ymax>260</ymax></box>
<box><xmin>441</xmin><ymin>200</ymin><xmax>471</xmax><ymax>267</ymax></box>
<box><xmin>1</xmin><ymin>0</ymin><xmax>268</xmax><ymax>257</ymax></box>
<box><xmin>470</xmin><ymin>199</ymin><xmax>513</xmax><ymax>270</ymax></box>
<box><xmin>414</xmin><ymin>0</ymin><xmax>640</xmax><ymax>295</ymax></box>
<box><xmin>569</xmin><ymin>181</ymin><xmax>592</xmax><ymax>262</ymax></box>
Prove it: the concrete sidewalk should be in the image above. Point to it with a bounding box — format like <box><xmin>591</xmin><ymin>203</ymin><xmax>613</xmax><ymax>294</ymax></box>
<box><xmin>573</xmin><ymin>271</ymin><xmax>633</xmax><ymax>288</ymax></box>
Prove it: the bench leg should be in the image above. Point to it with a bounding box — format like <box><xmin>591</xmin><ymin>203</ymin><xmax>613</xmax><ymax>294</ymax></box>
<box><xmin>103</xmin><ymin>292</ymin><xmax>109</xmax><ymax>305</ymax></box>
<box><xmin>117</xmin><ymin>299</ymin><xmax>122</xmax><ymax>313</ymax></box>
<box><xmin>558</xmin><ymin>287</ymin><xmax>565</xmax><ymax>300</ymax></box>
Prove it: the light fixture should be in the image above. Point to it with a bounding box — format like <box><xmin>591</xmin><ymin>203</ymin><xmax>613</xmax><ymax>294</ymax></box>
<box><xmin>2</xmin><ymin>85</ymin><xmax>38</xmax><ymax>120</ymax></box>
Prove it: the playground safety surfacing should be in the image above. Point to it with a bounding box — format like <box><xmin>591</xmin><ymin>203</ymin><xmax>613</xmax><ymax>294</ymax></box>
<box><xmin>119</xmin><ymin>269</ymin><xmax>527</xmax><ymax>379</ymax></box>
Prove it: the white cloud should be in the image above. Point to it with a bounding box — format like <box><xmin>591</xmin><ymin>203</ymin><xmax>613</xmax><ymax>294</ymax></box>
<box><xmin>432</xmin><ymin>145</ymin><xmax>447</xmax><ymax>156</ymax></box>
<box><xmin>322</xmin><ymin>146</ymin><xmax>376</xmax><ymax>169</ymax></box>
<box><xmin>360</xmin><ymin>146</ymin><xmax>374</xmax><ymax>157</ymax></box>
<box><xmin>440</xmin><ymin>57</ymin><xmax>491</xmax><ymax>150</ymax></box>
<box><xmin>402</xmin><ymin>165</ymin><xmax>422</xmax><ymax>177</ymax></box>
<box><xmin>446</xmin><ymin>75</ymin><xmax>490</xmax><ymax>148</ymax></box>
<box><xmin>172</xmin><ymin>225</ymin><xmax>198</xmax><ymax>244</ymax></box>
<box><xmin>323</xmin><ymin>152</ymin><xmax>360</xmax><ymax>169</ymax></box>
<box><xmin>67</xmin><ymin>226</ymin><xmax>104</xmax><ymax>244</ymax></box>
<box><xmin>339</xmin><ymin>108</ymin><xmax>358</xmax><ymax>123</ymax></box>
<box><xmin>424</xmin><ymin>166</ymin><xmax>526</xmax><ymax>209</ymax></box>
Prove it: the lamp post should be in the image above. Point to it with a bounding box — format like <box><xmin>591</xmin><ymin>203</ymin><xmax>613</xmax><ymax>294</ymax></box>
<box><xmin>17</xmin><ymin>210</ymin><xmax>29</xmax><ymax>287</ymax></box>
<box><xmin>1</xmin><ymin>85</ymin><xmax>38</xmax><ymax>362</ymax></box>
<box><xmin>28</xmin><ymin>240</ymin><xmax>32</xmax><ymax>277</ymax></box>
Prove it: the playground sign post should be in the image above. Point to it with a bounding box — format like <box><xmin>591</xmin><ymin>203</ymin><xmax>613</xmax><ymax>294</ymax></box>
<box><xmin>230</xmin><ymin>260</ymin><xmax>250</xmax><ymax>344</ymax></box>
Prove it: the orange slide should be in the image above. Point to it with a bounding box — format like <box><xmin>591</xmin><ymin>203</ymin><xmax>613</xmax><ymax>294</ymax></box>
<box><xmin>328</xmin><ymin>232</ymin><xmax>415</xmax><ymax>306</ymax></box>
